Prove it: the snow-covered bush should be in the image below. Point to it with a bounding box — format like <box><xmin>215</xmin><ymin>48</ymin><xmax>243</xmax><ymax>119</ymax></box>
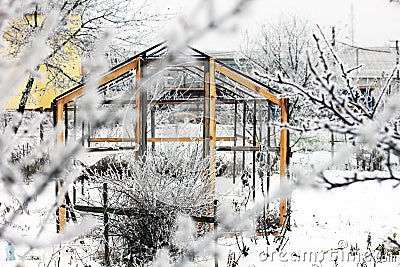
<box><xmin>10</xmin><ymin>144</ymin><xmax>49</xmax><ymax>182</ymax></box>
<box><xmin>83</xmin><ymin>145</ymin><xmax>215</xmax><ymax>265</ymax></box>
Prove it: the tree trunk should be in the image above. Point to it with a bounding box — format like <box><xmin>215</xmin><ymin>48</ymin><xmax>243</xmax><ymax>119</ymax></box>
<box><xmin>13</xmin><ymin>73</ymin><xmax>35</xmax><ymax>134</ymax></box>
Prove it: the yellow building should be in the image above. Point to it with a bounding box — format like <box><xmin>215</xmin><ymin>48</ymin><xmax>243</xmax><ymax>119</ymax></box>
<box><xmin>2</xmin><ymin>12</ymin><xmax>82</xmax><ymax>110</ymax></box>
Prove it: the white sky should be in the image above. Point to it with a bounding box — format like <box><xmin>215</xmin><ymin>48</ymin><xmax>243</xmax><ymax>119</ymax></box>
<box><xmin>154</xmin><ymin>0</ymin><xmax>400</xmax><ymax>51</ymax></box>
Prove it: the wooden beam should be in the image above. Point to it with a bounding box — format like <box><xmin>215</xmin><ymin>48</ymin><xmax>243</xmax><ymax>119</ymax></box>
<box><xmin>151</xmin><ymin>99</ymin><xmax>237</xmax><ymax>106</ymax></box>
<box><xmin>164</xmin><ymin>87</ymin><xmax>204</xmax><ymax>91</ymax></box>
<box><xmin>74</xmin><ymin>204</ymin><xmax>215</xmax><ymax>223</ymax></box>
<box><xmin>86</xmin><ymin>147</ymin><xmax>137</xmax><ymax>152</ymax></box>
<box><xmin>56</xmin><ymin>58</ymin><xmax>138</xmax><ymax>106</ymax></box>
<box><xmin>215</xmin><ymin>137</ymin><xmax>234</xmax><ymax>141</ymax></box>
<box><xmin>152</xmin><ymin>100</ymin><xmax>205</xmax><ymax>105</ymax></box>
<box><xmin>191</xmin><ymin>215</ymin><xmax>215</xmax><ymax>224</ymax></box>
<box><xmin>147</xmin><ymin>137</ymin><xmax>234</xmax><ymax>143</ymax></box>
<box><xmin>279</xmin><ymin>98</ymin><xmax>289</xmax><ymax>227</ymax></box>
<box><xmin>151</xmin><ymin>137</ymin><xmax>202</xmax><ymax>142</ymax></box>
<box><xmin>89</xmin><ymin>138</ymin><xmax>136</xmax><ymax>142</ymax></box>
<box><xmin>215</xmin><ymin>62</ymin><xmax>281</xmax><ymax>105</ymax></box>
<box><xmin>164</xmin><ymin>87</ymin><xmax>225</xmax><ymax>91</ymax></box>
<box><xmin>216</xmin><ymin>146</ymin><xmax>260</xmax><ymax>152</ymax></box>
<box><xmin>88</xmin><ymin>137</ymin><xmax>235</xmax><ymax>143</ymax></box>
<box><xmin>144</xmin><ymin>60</ymin><xmax>204</xmax><ymax>68</ymax></box>
<box><xmin>74</xmin><ymin>205</ymin><xmax>143</xmax><ymax>216</ymax></box>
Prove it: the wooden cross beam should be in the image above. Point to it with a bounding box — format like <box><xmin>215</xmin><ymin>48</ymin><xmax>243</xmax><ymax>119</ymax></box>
<box><xmin>73</xmin><ymin>205</ymin><xmax>215</xmax><ymax>223</ymax></box>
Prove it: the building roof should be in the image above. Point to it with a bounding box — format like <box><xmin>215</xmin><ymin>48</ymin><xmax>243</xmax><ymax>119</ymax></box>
<box><xmin>208</xmin><ymin>45</ymin><xmax>398</xmax><ymax>79</ymax></box>
<box><xmin>337</xmin><ymin>44</ymin><xmax>397</xmax><ymax>79</ymax></box>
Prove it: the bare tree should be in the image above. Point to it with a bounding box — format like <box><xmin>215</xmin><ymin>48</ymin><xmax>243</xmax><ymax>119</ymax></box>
<box><xmin>241</xmin><ymin>15</ymin><xmax>328</xmax><ymax>132</ymax></box>
<box><xmin>3</xmin><ymin>0</ymin><xmax>167</xmax><ymax>133</ymax></box>
<box><xmin>254</xmin><ymin>25</ymin><xmax>400</xmax><ymax>187</ymax></box>
<box><xmin>244</xmin><ymin>15</ymin><xmax>313</xmax><ymax>87</ymax></box>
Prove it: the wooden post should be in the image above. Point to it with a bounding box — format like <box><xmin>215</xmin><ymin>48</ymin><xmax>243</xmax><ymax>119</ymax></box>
<box><xmin>55</xmin><ymin>101</ymin><xmax>67</xmax><ymax>233</ymax></box>
<box><xmin>209</xmin><ymin>58</ymin><xmax>217</xmax><ymax>198</ymax></box>
<box><xmin>279</xmin><ymin>98</ymin><xmax>289</xmax><ymax>227</ymax></box>
<box><xmin>135</xmin><ymin>58</ymin><xmax>147</xmax><ymax>158</ymax></box>
<box><xmin>56</xmin><ymin>181</ymin><xmax>66</xmax><ymax>233</ymax></box>
<box><xmin>203</xmin><ymin>57</ymin><xmax>217</xmax><ymax>197</ymax></box>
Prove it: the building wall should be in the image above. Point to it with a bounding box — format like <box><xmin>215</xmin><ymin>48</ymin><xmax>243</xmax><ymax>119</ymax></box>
<box><xmin>2</xmin><ymin>13</ymin><xmax>82</xmax><ymax>110</ymax></box>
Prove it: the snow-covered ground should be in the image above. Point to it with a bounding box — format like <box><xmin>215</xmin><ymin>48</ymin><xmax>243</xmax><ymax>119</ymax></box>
<box><xmin>219</xmin><ymin>178</ymin><xmax>400</xmax><ymax>267</ymax></box>
<box><xmin>212</xmin><ymin>151</ymin><xmax>400</xmax><ymax>267</ymax></box>
<box><xmin>2</xmin><ymin>150</ymin><xmax>400</xmax><ymax>266</ymax></box>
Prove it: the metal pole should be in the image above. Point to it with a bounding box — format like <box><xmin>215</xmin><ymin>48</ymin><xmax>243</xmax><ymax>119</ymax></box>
<box><xmin>103</xmin><ymin>183</ymin><xmax>110</xmax><ymax>266</ymax></box>
<box><xmin>39</xmin><ymin>108</ymin><xmax>44</xmax><ymax>142</ymax></box>
<box><xmin>64</xmin><ymin>103</ymin><xmax>68</xmax><ymax>144</ymax></box>
<box><xmin>151</xmin><ymin>107</ymin><xmax>155</xmax><ymax>151</ymax></box>
<box><xmin>252</xmin><ymin>100</ymin><xmax>256</xmax><ymax>200</ymax></box>
<box><xmin>396</xmin><ymin>40</ymin><xmax>399</xmax><ymax>91</ymax></box>
<box><xmin>88</xmin><ymin>122</ymin><xmax>91</xmax><ymax>147</ymax></box>
<box><xmin>259</xmin><ymin>102</ymin><xmax>262</xmax><ymax>147</ymax></box>
<box><xmin>233</xmin><ymin>100</ymin><xmax>237</xmax><ymax>183</ymax></box>
<box><xmin>242</xmin><ymin>102</ymin><xmax>246</xmax><ymax>172</ymax></box>
<box><xmin>81</xmin><ymin>121</ymin><xmax>85</xmax><ymax>146</ymax></box>
<box><xmin>73</xmin><ymin>100</ymin><xmax>77</xmax><ymax>141</ymax></box>
<box><xmin>55</xmin><ymin>180</ymin><xmax>59</xmax><ymax>233</ymax></box>
<box><xmin>203</xmin><ymin>59</ymin><xmax>211</xmax><ymax>159</ymax></box>
<box><xmin>266</xmin><ymin>102</ymin><xmax>271</xmax><ymax>211</ymax></box>
<box><xmin>331</xmin><ymin>132</ymin><xmax>334</xmax><ymax>161</ymax></box>
<box><xmin>213</xmin><ymin>199</ymin><xmax>218</xmax><ymax>267</ymax></box>
<box><xmin>135</xmin><ymin>58</ymin><xmax>147</xmax><ymax>158</ymax></box>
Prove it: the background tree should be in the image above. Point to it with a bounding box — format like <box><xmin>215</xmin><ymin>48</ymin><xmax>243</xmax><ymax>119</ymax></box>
<box><xmin>3</xmin><ymin>0</ymin><xmax>168</xmax><ymax>133</ymax></box>
<box><xmin>254</xmin><ymin>26</ymin><xmax>400</xmax><ymax>186</ymax></box>
<box><xmin>241</xmin><ymin>15</ymin><xmax>324</xmax><ymax>132</ymax></box>
<box><xmin>244</xmin><ymin>15</ymin><xmax>312</xmax><ymax>87</ymax></box>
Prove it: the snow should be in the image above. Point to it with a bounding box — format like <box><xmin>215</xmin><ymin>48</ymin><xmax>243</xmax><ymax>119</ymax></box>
<box><xmin>2</xmin><ymin>146</ymin><xmax>400</xmax><ymax>267</ymax></box>
<box><xmin>209</xmin><ymin>150</ymin><xmax>400</xmax><ymax>267</ymax></box>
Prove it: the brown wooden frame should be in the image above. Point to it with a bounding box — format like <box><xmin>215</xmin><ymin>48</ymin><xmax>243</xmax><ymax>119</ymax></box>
<box><xmin>53</xmin><ymin>45</ymin><xmax>290</xmax><ymax>231</ymax></box>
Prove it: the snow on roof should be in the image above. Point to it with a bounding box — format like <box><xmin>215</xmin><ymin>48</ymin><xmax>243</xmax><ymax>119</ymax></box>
<box><xmin>208</xmin><ymin>45</ymin><xmax>398</xmax><ymax>79</ymax></box>
<box><xmin>337</xmin><ymin>45</ymin><xmax>397</xmax><ymax>78</ymax></box>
